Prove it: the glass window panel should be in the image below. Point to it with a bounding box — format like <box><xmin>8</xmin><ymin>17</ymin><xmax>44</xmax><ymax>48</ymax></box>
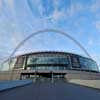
<box><xmin>79</xmin><ymin>56</ymin><xmax>98</xmax><ymax>71</ymax></box>
<box><xmin>27</xmin><ymin>56</ymin><xmax>69</xmax><ymax>65</ymax></box>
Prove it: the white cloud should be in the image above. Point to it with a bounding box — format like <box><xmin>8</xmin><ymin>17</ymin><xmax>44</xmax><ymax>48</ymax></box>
<box><xmin>50</xmin><ymin>2</ymin><xmax>86</xmax><ymax>21</ymax></box>
<box><xmin>88</xmin><ymin>39</ymin><xmax>94</xmax><ymax>46</ymax></box>
<box><xmin>90</xmin><ymin>0</ymin><xmax>100</xmax><ymax>13</ymax></box>
<box><xmin>67</xmin><ymin>2</ymin><xmax>84</xmax><ymax>17</ymax></box>
<box><xmin>31</xmin><ymin>0</ymin><xmax>44</xmax><ymax>16</ymax></box>
<box><xmin>5</xmin><ymin>0</ymin><xmax>14</xmax><ymax>8</ymax></box>
<box><xmin>27</xmin><ymin>0</ymin><xmax>44</xmax><ymax>17</ymax></box>
<box><xmin>11</xmin><ymin>23</ymin><xmax>24</xmax><ymax>47</ymax></box>
<box><xmin>95</xmin><ymin>21</ymin><xmax>100</xmax><ymax>31</ymax></box>
<box><xmin>0</xmin><ymin>0</ymin><xmax>2</xmax><ymax>9</ymax></box>
<box><xmin>51</xmin><ymin>9</ymin><xmax>65</xmax><ymax>21</ymax></box>
<box><xmin>26</xmin><ymin>0</ymin><xmax>88</xmax><ymax>23</ymax></box>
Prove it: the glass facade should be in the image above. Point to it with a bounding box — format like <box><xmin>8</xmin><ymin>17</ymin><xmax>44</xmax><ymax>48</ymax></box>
<box><xmin>2</xmin><ymin>52</ymin><xmax>99</xmax><ymax>72</ymax></box>
<box><xmin>27</xmin><ymin>55</ymin><xmax>70</xmax><ymax>70</ymax></box>
<box><xmin>27</xmin><ymin>56</ymin><xmax>69</xmax><ymax>65</ymax></box>
<box><xmin>27</xmin><ymin>66</ymin><xmax>68</xmax><ymax>70</ymax></box>
<box><xmin>71</xmin><ymin>55</ymin><xmax>80</xmax><ymax>68</ymax></box>
<box><xmin>79</xmin><ymin>56</ymin><xmax>98</xmax><ymax>71</ymax></box>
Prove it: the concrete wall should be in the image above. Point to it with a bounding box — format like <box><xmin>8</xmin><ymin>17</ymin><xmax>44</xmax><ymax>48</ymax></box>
<box><xmin>0</xmin><ymin>70</ymin><xmax>100</xmax><ymax>80</ymax></box>
<box><xmin>0</xmin><ymin>70</ymin><xmax>21</xmax><ymax>80</ymax></box>
<box><xmin>68</xmin><ymin>80</ymin><xmax>100</xmax><ymax>89</ymax></box>
<box><xmin>65</xmin><ymin>70</ymin><xmax>100</xmax><ymax>80</ymax></box>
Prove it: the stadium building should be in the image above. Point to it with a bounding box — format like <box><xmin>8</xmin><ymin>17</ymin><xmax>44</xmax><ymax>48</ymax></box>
<box><xmin>13</xmin><ymin>51</ymin><xmax>98</xmax><ymax>71</ymax></box>
<box><xmin>1</xmin><ymin>51</ymin><xmax>99</xmax><ymax>80</ymax></box>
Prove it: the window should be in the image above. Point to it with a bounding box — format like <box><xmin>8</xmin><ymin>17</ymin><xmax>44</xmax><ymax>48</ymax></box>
<box><xmin>27</xmin><ymin>56</ymin><xmax>69</xmax><ymax>65</ymax></box>
<box><xmin>79</xmin><ymin>56</ymin><xmax>98</xmax><ymax>71</ymax></box>
<box><xmin>71</xmin><ymin>55</ymin><xmax>80</xmax><ymax>68</ymax></box>
<box><xmin>26</xmin><ymin>55</ymin><xmax>70</xmax><ymax>70</ymax></box>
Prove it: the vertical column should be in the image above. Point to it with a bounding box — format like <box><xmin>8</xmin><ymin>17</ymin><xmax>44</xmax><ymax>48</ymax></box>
<box><xmin>68</xmin><ymin>55</ymin><xmax>72</xmax><ymax>69</ymax></box>
<box><xmin>24</xmin><ymin>56</ymin><xmax>28</xmax><ymax>70</ymax></box>
<box><xmin>51</xmin><ymin>71</ymin><xmax>54</xmax><ymax>83</ymax></box>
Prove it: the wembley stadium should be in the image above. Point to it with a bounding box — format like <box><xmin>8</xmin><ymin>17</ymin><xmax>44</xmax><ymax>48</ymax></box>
<box><xmin>12</xmin><ymin>51</ymin><xmax>98</xmax><ymax>72</ymax></box>
<box><xmin>1</xmin><ymin>51</ymin><xmax>99</xmax><ymax>80</ymax></box>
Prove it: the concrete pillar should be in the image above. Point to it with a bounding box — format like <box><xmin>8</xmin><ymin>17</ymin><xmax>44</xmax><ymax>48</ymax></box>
<box><xmin>51</xmin><ymin>71</ymin><xmax>54</xmax><ymax>83</ymax></box>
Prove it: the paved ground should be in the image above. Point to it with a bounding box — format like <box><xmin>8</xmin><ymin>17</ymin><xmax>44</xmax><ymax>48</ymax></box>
<box><xmin>0</xmin><ymin>79</ymin><xmax>100</xmax><ymax>100</ymax></box>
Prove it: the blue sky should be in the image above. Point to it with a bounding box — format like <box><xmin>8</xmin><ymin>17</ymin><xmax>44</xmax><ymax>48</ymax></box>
<box><xmin>0</xmin><ymin>0</ymin><xmax>100</xmax><ymax>67</ymax></box>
